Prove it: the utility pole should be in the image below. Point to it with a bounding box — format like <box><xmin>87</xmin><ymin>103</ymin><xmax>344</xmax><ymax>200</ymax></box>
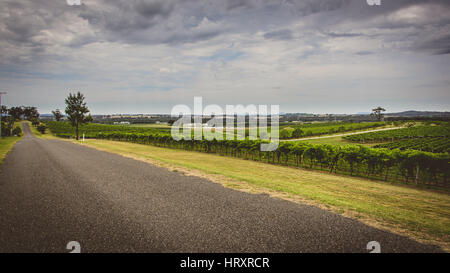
<box><xmin>0</xmin><ymin>92</ymin><xmax>6</xmax><ymax>139</ymax></box>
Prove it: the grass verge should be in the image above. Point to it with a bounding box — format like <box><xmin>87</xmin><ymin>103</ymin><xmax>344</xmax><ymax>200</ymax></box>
<box><xmin>0</xmin><ymin>136</ymin><xmax>21</xmax><ymax>164</ymax></box>
<box><xmin>73</xmin><ymin>138</ymin><xmax>450</xmax><ymax>251</ymax></box>
<box><xmin>0</xmin><ymin>121</ymin><xmax>26</xmax><ymax>163</ymax></box>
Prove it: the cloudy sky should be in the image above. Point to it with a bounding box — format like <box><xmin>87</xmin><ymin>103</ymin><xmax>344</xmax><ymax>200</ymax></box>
<box><xmin>1</xmin><ymin>0</ymin><xmax>449</xmax><ymax>114</ymax></box>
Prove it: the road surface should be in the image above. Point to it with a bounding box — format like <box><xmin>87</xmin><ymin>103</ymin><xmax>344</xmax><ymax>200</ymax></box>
<box><xmin>0</xmin><ymin>123</ymin><xmax>442</xmax><ymax>252</ymax></box>
<box><xmin>282</xmin><ymin>126</ymin><xmax>403</xmax><ymax>142</ymax></box>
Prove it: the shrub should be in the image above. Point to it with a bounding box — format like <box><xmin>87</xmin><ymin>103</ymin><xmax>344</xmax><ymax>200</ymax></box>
<box><xmin>31</xmin><ymin>119</ymin><xmax>40</xmax><ymax>127</ymax></box>
<box><xmin>37</xmin><ymin>124</ymin><xmax>46</xmax><ymax>134</ymax></box>
<box><xmin>12</xmin><ymin>126</ymin><xmax>22</xmax><ymax>136</ymax></box>
<box><xmin>1</xmin><ymin>118</ymin><xmax>14</xmax><ymax>136</ymax></box>
<box><xmin>291</xmin><ymin>128</ymin><xmax>304</xmax><ymax>138</ymax></box>
<box><xmin>280</xmin><ymin>129</ymin><xmax>291</xmax><ymax>139</ymax></box>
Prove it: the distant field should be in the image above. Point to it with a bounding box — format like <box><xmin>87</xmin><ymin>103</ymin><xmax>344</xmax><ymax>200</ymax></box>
<box><xmin>279</xmin><ymin>121</ymin><xmax>387</xmax><ymax>139</ymax></box>
<box><xmin>45</xmin><ymin>120</ymin><xmax>391</xmax><ymax>141</ymax></box>
<box><xmin>44</xmin><ymin>121</ymin><xmax>171</xmax><ymax>138</ymax></box>
<box><xmin>126</xmin><ymin>123</ymin><xmax>171</xmax><ymax>129</ymax></box>
<box><xmin>299</xmin><ymin>123</ymin><xmax>450</xmax><ymax>153</ymax></box>
<box><xmin>345</xmin><ymin>123</ymin><xmax>450</xmax><ymax>153</ymax></box>
<box><xmin>345</xmin><ymin>125</ymin><xmax>450</xmax><ymax>142</ymax></box>
<box><xmin>298</xmin><ymin>136</ymin><xmax>379</xmax><ymax>147</ymax></box>
<box><xmin>128</xmin><ymin>120</ymin><xmax>390</xmax><ymax>140</ymax></box>
<box><xmin>375</xmin><ymin>137</ymin><xmax>450</xmax><ymax>153</ymax></box>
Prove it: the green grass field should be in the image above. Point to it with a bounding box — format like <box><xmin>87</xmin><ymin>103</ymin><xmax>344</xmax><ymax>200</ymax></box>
<box><xmin>46</xmin><ymin>120</ymin><xmax>392</xmax><ymax>141</ymax></box>
<box><xmin>0</xmin><ymin>135</ymin><xmax>21</xmax><ymax>164</ymax></box>
<box><xmin>299</xmin><ymin>136</ymin><xmax>382</xmax><ymax>147</ymax></box>
<box><xmin>126</xmin><ymin>123</ymin><xmax>171</xmax><ymax>129</ymax></box>
<box><xmin>279</xmin><ymin>121</ymin><xmax>388</xmax><ymax>138</ymax></box>
<box><xmin>73</xmin><ymin>138</ymin><xmax>450</xmax><ymax>251</ymax></box>
<box><xmin>0</xmin><ymin>121</ymin><xmax>24</xmax><ymax>163</ymax></box>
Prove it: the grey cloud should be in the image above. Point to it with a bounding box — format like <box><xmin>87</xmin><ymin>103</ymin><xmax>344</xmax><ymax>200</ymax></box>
<box><xmin>416</xmin><ymin>34</ymin><xmax>450</xmax><ymax>55</ymax></box>
<box><xmin>0</xmin><ymin>1</ymin><xmax>55</xmax><ymax>45</ymax></box>
<box><xmin>163</xmin><ymin>29</ymin><xmax>223</xmax><ymax>45</ymax></box>
<box><xmin>0</xmin><ymin>0</ymin><xmax>73</xmax><ymax>65</ymax></box>
<box><xmin>264</xmin><ymin>29</ymin><xmax>293</xmax><ymax>40</ymax></box>
<box><xmin>355</xmin><ymin>51</ymin><xmax>373</xmax><ymax>55</ymax></box>
<box><xmin>76</xmin><ymin>0</ymin><xmax>358</xmax><ymax>45</ymax></box>
<box><xmin>326</xmin><ymin>32</ymin><xmax>362</xmax><ymax>38</ymax></box>
<box><xmin>294</xmin><ymin>0</ymin><xmax>351</xmax><ymax>16</ymax></box>
<box><xmin>136</xmin><ymin>0</ymin><xmax>173</xmax><ymax>18</ymax></box>
<box><xmin>1</xmin><ymin>0</ymin><xmax>450</xmax><ymax>68</ymax></box>
<box><xmin>3</xmin><ymin>0</ymin><xmax>450</xmax><ymax>48</ymax></box>
<box><xmin>79</xmin><ymin>0</ymin><xmax>174</xmax><ymax>34</ymax></box>
<box><xmin>1</xmin><ymin>0</ymin><xmax>450</xmax><ymax>114</ymax></box>
<box><xmin>226</xmin><ymin>0</ymin><xmax>255</xmax><ymax>11</ymax></box>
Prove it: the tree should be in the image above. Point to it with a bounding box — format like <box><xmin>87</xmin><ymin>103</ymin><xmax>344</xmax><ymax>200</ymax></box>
<box><xmin>30</xmin><ymin>118</ymin><xmax>40</xmax><ymax>127</ymax></box>
<box><xmin>1</xmin><ymin>116</ymin><xmax>14</xmax><ymax>136</ymax></box>
<box><xmin>291</xmin><ymin>128</ymin><xmax>304</xmax><ymax>138</ymax></box>
<box><xmin>1</xmin><ymin>121</ymin><xmax>8</xmax><ymax>136</ymax></box>
<box><xmin>65</xmin><ymin>92</ymin><xmax>92</xmax><ymax>140</ymax></box>
<box><xmin>1</xmin><ymin>105</ymin><xmax>8</xmax><ymax>116</ymax></box>
<box><xmin>12</xmin><ymin>126</ymin><xmax>22</xmax><ymax>136</ymax></box>
<box><xmin>371</xmin><ymin>106</ymin><xmax>386</xmax><ymax>121</ymax></box>
<box><xmin>8</xmin><ymin>106</ymin><xmax>23</xmax><ymax>120</ymax></box>
<box><xmin>22</xmin><ymin>106</ymin><xmax>39</xmax><ymax>120</ymax></box>
<box><xmin>37</xmin><ymin>124</ymin><xmax>46</xmax><ymax>134</ymax></box>
<box><xmin>280</xmin><ymin>129</ymin><xmax>290</xmax><ymax>139</ymax></box>
<box><xmin>52</xmin><ymin>109</ymin><xmax>64</xmax><ymax>121</ymax></box>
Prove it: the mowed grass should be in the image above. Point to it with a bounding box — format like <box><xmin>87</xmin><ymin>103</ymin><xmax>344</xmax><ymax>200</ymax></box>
<box><xmin>76</xmin><ymin>138</ymin><xmax>450</xmax><ymax>250</ymax></box>
<box><xmin>0</xmin><ymin>136</ymin><xmax>21</xmax><ymax>164</ymax></box>
<box><xmin>0</xmin><ymin>136</ymin><xmax>20</xmax><ymax>164</ymax></box>
<box><xmin>0</xmin><ymin>121</ymin><xmax>25</xmax><ymax>163</ymax></box>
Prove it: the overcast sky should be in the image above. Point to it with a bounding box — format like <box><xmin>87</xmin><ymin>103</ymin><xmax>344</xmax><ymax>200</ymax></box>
<box><xmin>1</xmin><ymin>0</ymin><xmax>449</xmax><ymax>114</ymax></box>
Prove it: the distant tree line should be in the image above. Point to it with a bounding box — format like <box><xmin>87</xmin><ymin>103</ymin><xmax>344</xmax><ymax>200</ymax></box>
<box><xmin>1</xmin><ymin>106</ymin><xmax>39</xmax><ymax>121</ymax></box>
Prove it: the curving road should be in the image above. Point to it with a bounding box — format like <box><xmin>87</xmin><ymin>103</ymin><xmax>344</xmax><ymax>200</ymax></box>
<box><xmin>0</xmin><ymin>123</ymin><xmax>442</xmax><ymax>252</ymax></box>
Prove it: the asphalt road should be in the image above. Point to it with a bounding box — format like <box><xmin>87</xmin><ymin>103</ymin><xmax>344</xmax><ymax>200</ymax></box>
<box><xmin>0</xmin><ymin>123</ymin><xmax>442</xmax><ymax>252</ymax></box>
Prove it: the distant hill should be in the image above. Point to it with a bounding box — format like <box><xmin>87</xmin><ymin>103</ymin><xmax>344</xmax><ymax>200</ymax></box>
<box><xmin>385</xmin><ymin>111</ymin><xmax>450</xmax><ymax>117</ymax></box>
